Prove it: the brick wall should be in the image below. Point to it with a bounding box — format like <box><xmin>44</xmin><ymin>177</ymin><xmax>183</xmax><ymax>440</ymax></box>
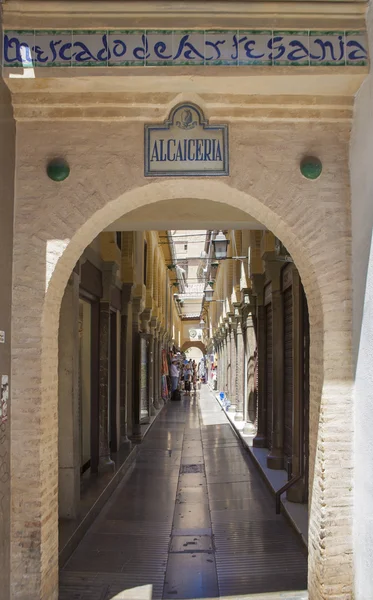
<box><xmin>11</xmin><ymin>117</ymin><xmax>352</xmax><ymax>598</ymax></box>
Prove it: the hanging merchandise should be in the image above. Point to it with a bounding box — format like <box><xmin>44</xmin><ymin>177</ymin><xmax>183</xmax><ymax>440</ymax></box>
<box><xmin>161</xmin><ymin>374</ymin><xmax>169</xmax><ymax>401</ymax></box>
<box><xmin>160</xmin><ymin>349</ymin><xmax>170</xmax><ymax>401</ymax></box>
<box><xmin>162</xmin><ymin>349</ymin><xmax>169</xmax><ymax>376</ymax></box>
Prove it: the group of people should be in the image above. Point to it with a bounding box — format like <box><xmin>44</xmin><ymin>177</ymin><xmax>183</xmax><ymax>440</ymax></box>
<box><xmin>170</xmin><ymin>357</ymin><xmax>199</xmax><ymax>395</ymax></box>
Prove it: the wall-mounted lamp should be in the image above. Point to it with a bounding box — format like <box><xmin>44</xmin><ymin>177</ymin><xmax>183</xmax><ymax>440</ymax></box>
<box><xmin>212</xmin><ymin>231</ymin><xmax>230</xmax><ymax>260</ymax></box>
<box><xmin>204</xmin><ymin>283</ymin><xmax>214</xmax><ymax>302</ymax></box>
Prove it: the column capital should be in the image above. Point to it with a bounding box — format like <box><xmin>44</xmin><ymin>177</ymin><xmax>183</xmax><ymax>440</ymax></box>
<box><xmin>150</xmin><ymin>316</ymin><xmax>158</xmax><ymax>334</ymax></box>
<box><xmin>141</xmin><ymin>308</ymin><xmax>152</xmax><ymax>332</ymax></box>
<box><xmin>245</xmin><ymin>312</ymin><xmax>255</xmax><ymax>330</ymax></box>
<box><xmin>251</xmin><ymin>273</ymin><xmax>265</xmax><ymax>304</ymax></box>
<box><xmin>242</xmin><ymin>288</ymin><xmax>257</xmax><ymax>314</ymax></box>
<box><xmin>233</xmin><ymin>302</ymin><xmax>243</xmax><ymax>317</ymax></box>
<box><xmin>121</xmin><ymin>282</ymin><xmax>133</xmax><ymax>314</ymax></box>
<box><xmin>132</xmin><ymin>297</ymin><xmax>144</xmax><ymax>322</ymax></box>
<box><xmin>102</xmin><ymin>261</ymin><xmax>119</xmax><ymax>301</ymax></box>
<box><xmin>263</xmin><ymin>257</ymin><xmax>284</xmax><ymax>292</ymax></box>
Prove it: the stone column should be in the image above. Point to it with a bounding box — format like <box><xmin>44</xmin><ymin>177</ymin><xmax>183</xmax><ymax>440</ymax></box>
<box><xmin>224</xmin><ymin>324</ymin><xmax>230</xmax><ymax>397</ymax></box>
<box><xmin>243</xmin><ymin>309</ymin><xmax>257</xmax><ymax>434</ymax></box>
<box><xmin>131</xmin><ymin>297</ymin><xmax>143</xmax><ymax>442</ymax></box>
<box><xmin>223</xmin><ymin>331</ymin><xmax>228</xmax><ymax>396</ymax></box>
<box><xmin>287</xmin><ymin>267</ymin><xmax>307</xmax><ymax>501</ymax></box>
<box><xmin>217</xmin><ymin>339</ymin><xmax>222</xmax><ymax>391</ymax></box>
<box><xmin>235</xmin><ymin>311</ymin><xmax>245</xmax><ymax>421</ymax></box>
<box><xmin>220</xmin><ymin>339</ymin><xmax>224</xmax><ymax>392</ymax></box>
<box><xmin>148</xmin><ymin>320</ymin><xmax>157</xmax><ymax>415</ymax></box>
<box><xmin>162</xmin><ymin>331</ymin><xmax>169</xmax><ymax>402</ymax></box>
<box><xmin>58</xmin><ymin>271</ymin><xmax>80</xmax><ymax>518</ymax></box>
<box><xmin>158</xmin><ymin>334</ymin><xmax>164</xmax><ymax>407</ymax></box>
<box><xmin>125</xmin><ymin>303</ymin><xmax>133</xmax><ymax>438</ymax></box>
<box><xmin>153</xmin><ymin>328</ymin><xmax>161</xmax><ymax>409</ymax></box>
<box><xmin>98</xmin><ymin>263</ymin><xmax>117</xmax><ymax>471</ymax></box>
<box><xmin>119</xmin><ymin>283</ymin><xmax>132</xmax><ymax>447</ymax></box>
<box><xmin>140</xmin><ymin>312</ymin><xmax>152</xmax><ymax>422</ymax></box>
<box><xmin>228</xmin><ymin>321</ymin><xmax>237</xmax><ymax>413</ymax></box>
<box><xmin>266</xmin><ymin>261</ymin><xmax>285</xmax><ymax>470</ymax></box>
<box><xmin>253</xmin><ymin>275</ymin><xmax>267</xmax><ymax>448</ymax></box>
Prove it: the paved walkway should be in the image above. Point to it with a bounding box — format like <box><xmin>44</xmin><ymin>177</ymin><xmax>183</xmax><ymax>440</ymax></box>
<box><xmin>59</xmin><ymin>386</ymin><xmax>307</xmax><ymax>600</ymax></box>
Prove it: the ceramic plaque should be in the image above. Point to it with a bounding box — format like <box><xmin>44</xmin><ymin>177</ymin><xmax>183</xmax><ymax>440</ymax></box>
<box><xmin>144</xmin><ymin>103</ymin><xmax>229</xmax><ymax>177</ymax></box>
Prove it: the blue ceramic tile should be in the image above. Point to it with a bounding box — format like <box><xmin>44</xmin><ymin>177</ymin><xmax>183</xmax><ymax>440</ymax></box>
<box><xmin>3</xmin><ymin>30</ymin><xmax>34</xmax><ymax>67</ymax></box>
<box><xmin>72</xmin><ymin>31</ymin><xmax>108</xmax><ymax>67</ymax></box>
<box><xmin>204</xmin><ymin>31</ymin><xmax>237</xmax><ymax>66</ymax></box>
<box><xmin>34</xmin><ymin>31</ymin><xmax>72</xmax><ymax>67</ymax></box>
<box><xmin>346</xmin><ymin>31</ymin><xmax>368</xmax><ymax>66</ymax></box>
<box><xmin>272</xmin><ymin>31</ymin><xmax>309</xmax><ymax>66</ymax></box>
<box><xmin>147</xmin><ymin>31</ymin><xmax>173</xmax><ymax>66</ymax></box>
<box><xmin>238</xmin><ymin>31</ymin><xmax>272</xmax><ymax>66</ymax></box>
<box><xmin>309</xmin><ymin>32</ymin><xmax>345</xmax><ymax>66</ymax></box>
<box><xmin>172</xmin><ymin>31</ymin><xmax>205</xmax><ymax>65</ymax></box>
<box><xmin>108</xmin><ymin>31</ymin><xmax>146</xmax><ymax>66</ymax></box>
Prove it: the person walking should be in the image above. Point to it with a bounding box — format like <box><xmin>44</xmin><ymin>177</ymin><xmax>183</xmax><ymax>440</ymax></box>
<box><xmin>184</xmin><ymin>362</ymin><xmax>192</xmax><ymax>395</ymax></box>
<box><xmin>192</xmin><ymin>363</ymin><xmax>197</xmax><ymax>392</ymax></box>
<box><xmin>170</xmin><ymin>360</ymin><xmax>180</xmax><ymax>393</ymax></box>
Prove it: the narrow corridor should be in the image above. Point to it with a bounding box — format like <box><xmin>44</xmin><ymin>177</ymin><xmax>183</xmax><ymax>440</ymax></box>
<box><xmin>59</xmin><ymin>387</ymin><xmax>307</xmax><ymax>600</ymax></box>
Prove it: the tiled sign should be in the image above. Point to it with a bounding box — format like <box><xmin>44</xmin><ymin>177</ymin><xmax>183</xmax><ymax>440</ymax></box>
<box><xmin>3</xmin><ymin>30</ymin><xmax>368</xmax><ymax>68</ymax></box>
<box><xmin>144</xmin><ymin>103</ymin><xmax>229</xmax><ymax>177</ymax></box>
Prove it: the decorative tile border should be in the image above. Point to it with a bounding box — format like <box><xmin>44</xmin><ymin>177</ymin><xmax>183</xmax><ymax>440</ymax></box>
<box><xmin>3</xmin><ymin>29</ymin><xmax>368</xmax><ymax>68</ymax></box>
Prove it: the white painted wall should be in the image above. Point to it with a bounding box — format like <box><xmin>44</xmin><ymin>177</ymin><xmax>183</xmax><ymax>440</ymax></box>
<box><xmin>185</xmin><ymin>347</ymin><xmax>203</xmax><ymax>362</ymax></box>
<box><xmin>350</xmin><ymin>3</ymin><xmax>373</xmax><ymax>597</ymax></box>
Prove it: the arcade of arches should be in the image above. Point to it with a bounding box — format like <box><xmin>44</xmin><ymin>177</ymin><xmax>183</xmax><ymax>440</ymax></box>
<box><xmin>59</xmin><ymin>226</ymin><xmax>310</xmax><ymax>595</ymax></box>
<box><xmin>1</xmin><ymin>1</ymin><xmax>373</xmax><ymax>599</ymax></box>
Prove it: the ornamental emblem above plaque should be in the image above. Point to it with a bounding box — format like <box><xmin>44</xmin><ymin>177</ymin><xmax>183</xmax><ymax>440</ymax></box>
<box><xmin>144</xmin><ymin>103</ymin><xmax>229</xmax><ymax>177</ymax></box>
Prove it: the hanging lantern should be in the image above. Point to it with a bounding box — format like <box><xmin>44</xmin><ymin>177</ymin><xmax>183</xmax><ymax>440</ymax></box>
<box><xmin>199</xmin><ymin>319</ymin><xmax>206</xmax><ymax>329</ymax></box>
<box><xmin>212</xmin><ymin>231</ymin><xmax>229</xmax><ymax>259</ymax></box>
<box><xmin>204</xmin><ymin>283</ymin><xmax>214</xmax><ymax>302</ymax></box>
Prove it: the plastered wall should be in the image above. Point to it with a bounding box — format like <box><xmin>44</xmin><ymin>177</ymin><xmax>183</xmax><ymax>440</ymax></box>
<box><xmin>11</xmin><ymin>111</ymin><xmax>353</xmax><ymax>599</ymax></box>
<box><xmin>0</xmin><ymin>19</ymin><xmax>15</xmax><ymax>600</ymax></box>
<box><xmin>350</xmin><ymin>3</ymin><xmax>373</xmax><ymax>598</ymax></box>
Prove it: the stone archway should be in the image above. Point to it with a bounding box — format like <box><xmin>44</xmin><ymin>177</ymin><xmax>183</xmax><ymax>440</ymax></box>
<box><xmin>11</xmin><ymin>161</ymin><xmax>352</xmax><ymax>598</ymax></box>
<box><xmin>181</xmin><ymin>341</ymin><xmax>207</xmax><ymax>354</ymax></box>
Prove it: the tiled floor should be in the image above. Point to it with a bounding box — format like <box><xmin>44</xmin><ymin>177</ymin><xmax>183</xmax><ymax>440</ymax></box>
<box><xmin>59</xmin><ymin>387</ymin><xmax>307</xmax><ymax>600</ymax></box>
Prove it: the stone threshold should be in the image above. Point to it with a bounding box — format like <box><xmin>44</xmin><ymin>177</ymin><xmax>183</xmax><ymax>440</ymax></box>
<box><xmin>113</xmin><ymin>583</ymin><xmax>308</xmax><ymax>599</ymax></box>
<box><xmin>59</xmin><ymin>404</ymin><xmax>164</xmax><ymax>567</ymax></box>
<box><xmin>211</xmin><ymin>387</ymin><xmax>308</xmax><ymax>549</ymax></box>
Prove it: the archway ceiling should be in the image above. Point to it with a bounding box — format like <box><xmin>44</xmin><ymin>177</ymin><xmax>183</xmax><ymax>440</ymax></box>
<box><xmin>106</xmin><ymin>198</ymin><xmax>266</xmax><ymax>232</ymax></box>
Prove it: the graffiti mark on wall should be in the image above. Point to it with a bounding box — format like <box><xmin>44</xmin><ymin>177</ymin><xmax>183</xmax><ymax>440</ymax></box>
<box><xmin>0</xmin><ymin>376</ymin><xmax>9</xmax><ymax>515</ymax></box>
<box><xmin>0</xmin><ymin>375</ymin><xmax>8</xmax><ymax>425</ymax></box>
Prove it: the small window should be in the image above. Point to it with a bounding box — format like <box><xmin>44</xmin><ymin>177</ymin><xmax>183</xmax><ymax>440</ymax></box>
<box><xmin>116</xmin><ymin>232</ymin><xmax>122</xmax><ymax>250</ymax></box>
<box><xmin>184</xmin><ymin>243</ymin><xmax>188</xmax><ymax>251</ymax></box>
